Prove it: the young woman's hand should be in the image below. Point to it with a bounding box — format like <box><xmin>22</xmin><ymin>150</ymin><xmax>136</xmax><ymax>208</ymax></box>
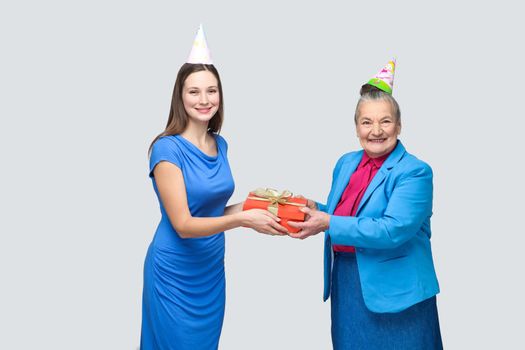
<box><xmin>237</xmin><ymin>209</ymin><xmax>288</xmax><ymax>236</ymax></box>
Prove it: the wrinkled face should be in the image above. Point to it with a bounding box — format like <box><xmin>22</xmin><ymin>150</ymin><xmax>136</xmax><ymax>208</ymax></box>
<box><xmin>182</xmin><ymin>70</ymin><xmax>220</xmax><ymax>124</ymax></box>
<box><xmin>356</xmin><ymin>100</ymin><xmax>401</xmax><ymax>158</ymax></box>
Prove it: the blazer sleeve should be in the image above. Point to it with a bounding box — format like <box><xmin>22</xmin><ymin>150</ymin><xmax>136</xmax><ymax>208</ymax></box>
<box><xmin>328</xmin><ymin>162</ymin><xmax>433</xmax><ymax>249</ymax></box>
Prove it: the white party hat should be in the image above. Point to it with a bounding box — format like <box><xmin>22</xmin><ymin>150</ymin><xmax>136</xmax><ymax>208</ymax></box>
<box><xmin>186</xmin><ymin>24</ymin><xmax>213</xmax><ymax>64</ymax></box>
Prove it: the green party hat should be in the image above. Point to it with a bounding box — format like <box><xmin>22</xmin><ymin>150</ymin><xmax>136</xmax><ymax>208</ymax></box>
<box><xmin>365</xmin><ymin>59</ymin><xmax>396</xmax><ymax>94</ymax></box>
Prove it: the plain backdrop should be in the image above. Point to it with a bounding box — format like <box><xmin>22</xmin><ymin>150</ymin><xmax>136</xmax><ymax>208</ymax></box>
<box><xmin>1</xmin><ymin>0</ymin><xmax>524</xmax><ymax>349</ymax></box>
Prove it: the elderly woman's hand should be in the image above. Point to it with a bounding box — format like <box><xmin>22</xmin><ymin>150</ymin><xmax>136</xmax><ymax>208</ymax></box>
<box><xmin>287</xmin><ymin>207</ymin><xmax>330</xmax><ymax>239</ymax></box>
<box><xmin>294</xmin><ymin>195</ymin><xmax>318</xmax><ymax>210</ymax></box>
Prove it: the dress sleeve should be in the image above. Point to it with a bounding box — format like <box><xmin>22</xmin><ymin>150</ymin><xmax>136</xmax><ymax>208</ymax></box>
<box><xmin>215</xmin><ymin>134</ymin><xmax>228</xmax><ymax>154</ymax></box>
<box><xmin>149</xmin><ymin>137</ymin><xmax>183</xmax><ymax>178</ymax></box>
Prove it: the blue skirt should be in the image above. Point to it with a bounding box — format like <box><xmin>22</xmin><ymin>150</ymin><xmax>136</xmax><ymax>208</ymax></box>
<box><xmin>331</xmin><ymin>252</ymin><xmax>442</xmax><ymax>350</ymax></box>
<box><xmin>141</xmin><ymin>240</ymin><xmax>225</xmax><ymax>350</ymax></box>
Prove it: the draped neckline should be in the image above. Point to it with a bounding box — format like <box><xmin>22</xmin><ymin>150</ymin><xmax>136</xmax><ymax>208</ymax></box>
<box><xmin>174</xmin><ymin>134</ymin><xmax>219</xmax><ymax>161</ymax></box>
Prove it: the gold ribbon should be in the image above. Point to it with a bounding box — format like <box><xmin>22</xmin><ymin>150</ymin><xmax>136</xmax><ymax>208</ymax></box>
<box><xmin>247</xmin><ymin>188</ymin><xmax>305</xmax><ymax>216</ymax></box>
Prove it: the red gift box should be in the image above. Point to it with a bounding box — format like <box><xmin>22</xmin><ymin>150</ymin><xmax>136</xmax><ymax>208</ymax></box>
<box><xmin>242</xmin><ymin>188</ymin><xmax>307</xmax><ymax>233</ymax></box>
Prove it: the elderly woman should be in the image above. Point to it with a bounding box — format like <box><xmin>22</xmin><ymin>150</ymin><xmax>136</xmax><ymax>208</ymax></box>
<box><xmin>289</xmin><ymin>61</ymin><xmax>443</xmax><ymax>349</ymax></box>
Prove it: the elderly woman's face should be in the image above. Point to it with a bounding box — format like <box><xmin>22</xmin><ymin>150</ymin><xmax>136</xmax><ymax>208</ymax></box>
<box><xmin>356</xmin><ymin>100</ymin><xmax>401</xmax><ymax>158</ymax></box>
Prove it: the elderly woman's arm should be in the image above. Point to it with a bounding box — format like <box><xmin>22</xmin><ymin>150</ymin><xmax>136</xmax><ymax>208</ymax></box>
<box><xmin>330</xmin><ymin>163</ymin><xmax>432</xmax><ymax>249</ymax></box>
<box><xmin>290</xmin><ymin>163</ymin><xmax>433</xmax><ymax>248</ymax></box>
<box><xmin>316</xmin><ymin>202</ymin><xmax>327</xmax><ymax>212</ymax></box>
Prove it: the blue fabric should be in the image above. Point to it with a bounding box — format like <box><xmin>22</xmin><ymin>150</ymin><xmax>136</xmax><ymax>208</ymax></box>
<box><xmin>320</xmin><ymin>141</ymin><xmax>440</xmax><ymax>312</ymax></box>
<box><xmin>331</xmin><ymin>252</ymin><xmax>442</xmax><ymax>350</ymax></box>
<box><xmin>141</xmin><ymin>134</ymin><xmax>235</xmax><ymax>350</ymax></box>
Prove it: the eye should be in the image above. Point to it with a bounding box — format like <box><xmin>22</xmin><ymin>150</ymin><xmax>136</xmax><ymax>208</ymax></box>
<box><xmin>208</xmin><ymin>89</ymin><xmax>218</xmax><ymax>94</ymax></box>
<box><xmin>189</xmin><ymin>90</ymin><xmax>198</xmax><ymax>95</ymax></box>
<box><xmin>361</xmin><ymin>120</ymin><xmax>371</xmax><ymax>125</ymax></box>
<box><xmin>382</xmin><ymin>120</ymin><xmax>392</xmax><ymax>124</ymax></box>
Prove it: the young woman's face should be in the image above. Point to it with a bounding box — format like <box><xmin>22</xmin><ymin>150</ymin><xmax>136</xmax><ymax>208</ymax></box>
<box><xmin>356</xmin><ymin>100</ymin><xmax>401</xmax><ymax>158</ymax></box>
<box><xmin>182</xmin><ymin>70</ymin><xmax>220</xmax><ymax>124</ymax></box>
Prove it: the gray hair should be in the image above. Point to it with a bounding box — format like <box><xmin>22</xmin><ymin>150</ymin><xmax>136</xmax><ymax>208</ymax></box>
<box><xmin>354</xmin><ymin>89</ymin><xmax>401</xmax><ymax>126</ymax></box>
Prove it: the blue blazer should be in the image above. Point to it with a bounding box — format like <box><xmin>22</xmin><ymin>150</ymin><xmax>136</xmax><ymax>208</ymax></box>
<box><xmin>318</xmin><ymin>141</ymin><xmax>439</xmax><ymax>313</ymax></box>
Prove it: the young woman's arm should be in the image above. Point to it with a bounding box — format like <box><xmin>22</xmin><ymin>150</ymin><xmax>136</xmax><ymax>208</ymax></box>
<box><xmin>154</xmin><ymin>161</ymin><xmax>287</xmax><ymax>238</ymax></box>
<box><xmin>224</xmin><ymin>202</ymin><xmax>243</xmax><ymax>215</ymax></box>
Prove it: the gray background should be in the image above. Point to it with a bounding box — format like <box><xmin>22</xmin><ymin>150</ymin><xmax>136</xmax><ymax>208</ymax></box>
<box><xmin>1</xmin><ymin>0</ymin><xmax>524</xmax><ymax>349</ymax></box>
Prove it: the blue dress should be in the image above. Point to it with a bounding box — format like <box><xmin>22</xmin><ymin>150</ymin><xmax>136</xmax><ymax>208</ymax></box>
<box><xmin>141</xmin><ymin>134</ymin><xmax>235</xmax><ymax>350</ymax></box>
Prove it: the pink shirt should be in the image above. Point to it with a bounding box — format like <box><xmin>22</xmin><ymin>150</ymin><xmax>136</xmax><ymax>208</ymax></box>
<box><xmin>332</xmin><ymin>151</ymin><xmax>390</xmax><ymax>253</ymax></box>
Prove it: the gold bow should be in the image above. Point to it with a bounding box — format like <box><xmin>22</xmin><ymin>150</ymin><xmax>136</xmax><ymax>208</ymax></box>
<box><xmin>247</xmin><ymin>188</ymin><xmax>305</xmax><ymax>216</ymax></box>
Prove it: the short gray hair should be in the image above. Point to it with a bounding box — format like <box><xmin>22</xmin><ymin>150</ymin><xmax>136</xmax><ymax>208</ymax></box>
<box><xmin>354</xmin><ymin>89</ymin><xmax>401</xmax><ymax>125</ymax></box>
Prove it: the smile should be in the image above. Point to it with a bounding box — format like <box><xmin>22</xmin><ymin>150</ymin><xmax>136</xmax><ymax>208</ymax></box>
<box><xmin>195</xmin><ymin>107</ymin><xmax>212</xmax><ymax>114</ymax></box>
<box><xmin>369</xmin><ymin>139</ymin><xmax>386</xmax><ymax>143</ymax></box>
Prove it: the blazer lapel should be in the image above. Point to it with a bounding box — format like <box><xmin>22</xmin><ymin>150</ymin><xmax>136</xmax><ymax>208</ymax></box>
<box><xmin>324</xmin><ymin>151</ymin><xmax>361</xmax><ymax>266</ymax></box>
<box><xmin>356</xmin><ymin>168</ymin><xmax>387</xmax><ymax>215</ymax></box>
<box><xmin>327</xmin><ymin>152</ymin><xmax>362</xmax><ymax>214</ymax></box>
<box><xmin>356</xmin><ymin>141</ymin><xmax>406</xmax><ymax>215</ymax></box>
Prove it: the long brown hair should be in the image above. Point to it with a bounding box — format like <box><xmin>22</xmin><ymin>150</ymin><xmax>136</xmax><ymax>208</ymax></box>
<box><xmin>149</xmin><ymin>63</ymin><xmax>224</xmax><ymax>154</ymax></box>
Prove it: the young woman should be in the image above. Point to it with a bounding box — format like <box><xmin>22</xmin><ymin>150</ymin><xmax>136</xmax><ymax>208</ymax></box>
<box><xmin>140</xmin><ymin>42</ymin><xmax>287</xmax><ymax>348</ymax></box>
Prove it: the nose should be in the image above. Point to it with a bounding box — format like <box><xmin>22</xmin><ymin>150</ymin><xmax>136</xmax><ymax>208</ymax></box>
<box><xmin>199</xmin><ymin>93</ymin><xmax>209</xmax><ymax>105</ymax></box>
<box><xmin>372</xmin><ymin>123</ymin><xmax>383</xmax><ymax>135</ymax></box>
